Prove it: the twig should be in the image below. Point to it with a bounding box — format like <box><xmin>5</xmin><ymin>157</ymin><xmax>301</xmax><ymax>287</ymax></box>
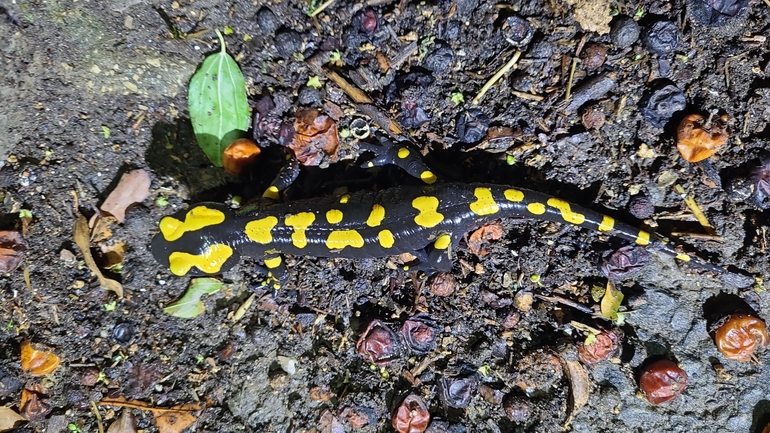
<box><xmin>673</xmin><ymin>184</ymin><xmax>718</xmax><ymax>236</ymax></box>
<box><xmin>511</xmin><ymin>90</ymin><xmax>544</xmax><ymax>101</ymax></box>
<box><xmin>472</xmin><ymin>50</ymin><xmax>522</xmax><ymax>105</ymax></box>
<box><xmin>535</xmin><ymin>294</ymin><xmax>594</xmax><ymax>314</ymax></box>
<box><xmin>310</xmin><ymin>0</ymin><xmax>335</xmax><ymax>17</ymax></box>
<box><xmin>564</xmin><ymin>57</ymin><xmax>578</xmax><ymax>101</ymax></box>
<box><xmin>91</xmin><ymin>401</ymin><xmax>104</xmax><ymax>433</ymax></box>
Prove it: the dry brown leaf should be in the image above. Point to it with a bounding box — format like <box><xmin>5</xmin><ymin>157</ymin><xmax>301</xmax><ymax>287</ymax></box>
<box><xmin>467</xmin><ymin>222</ymin><xmax>504</xmax><ymax>256</ymax></box>
<box><xmin>100</xmin><ymin>169</ymin><xmax>151</xmax><ymax>223</ymax></box>
<box><xmin>19</xmin><ymin>385</ymin><xmax>52</xmax><ymax>421</ymax></box>
<box><xmin>0</xmin><ymin>406</ymin><xmax>26</xmax><ymax>432</ymax></box>
<box><xmin>97</xmin><ymin>240</ymin><xmax>126</xmax><ymax>270</ymax></box>
<box><xmin>676</xmin><ymin>114</ymin><xmax>729</xmax><ymax>163</ymax></box>
<box><xmin>289</xmin><ymin>108</ymin><xmax>339</xmax><ymax>166</ymax></box>
<box><xmin>106</xmin><ymin>410</ymin><xmax>137</xmax><ymax>433</ymax></box>
<box><xmin>20</xmin><ymin>340</ymin><xmax>60</xmax><ymax>376</ymax></box>
<box><xmin>90</xmin><ymin>215</ymin><xmax>118</xmax><ymax>243</ymax></box>
<box><xmin>560</xmin><ymin>357</ymin><xmax>591</xmax><ymax>428</ymax></box>
<box><xmin>74</xmin><ymin>215</ymin><xmax>123</xmax><ymax>297</ymax></box>
<box><xmin>154</xmin><ymin>403</ymin><xmax>200</xmax><ymax>433</ymax></box>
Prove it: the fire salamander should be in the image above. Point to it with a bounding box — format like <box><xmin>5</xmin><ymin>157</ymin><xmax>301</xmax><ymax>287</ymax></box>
<box><xmin>151</xmin><ymin>135</ymin><xmax>724</xmax><ymax>287</ymax></box>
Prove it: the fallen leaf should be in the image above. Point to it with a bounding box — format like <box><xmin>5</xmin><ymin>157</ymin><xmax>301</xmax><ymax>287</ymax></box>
<box><xmin>0</xmin><ymin>231</ymin><xmax>26</xmax><ymax>273</ymax></box>
<box><xmin>97</xmin><ymin>240</ymin><xmax>126</xmax><ymax>270</ymax></box>
<box><xmin>676</xmin><ymin>114</ymin><xmax>729</xmax><ymax>163</ymax></box>
<box><xmin>154</xmin><ymin>403</ymin><xmax>200</xmax><ymax>433</ymax></box>
<box><xmin>600</xmin><ymin>280</ymin><xmax>623</xmax><ymax>321</ymax></box>
<box><xmin>100</xmin><ymin>169</ymin><xmax>151</xmax><ymax>223</ymax></box>
<box><xmin>163</xmin><ymin>277</ymin><xmax>223</xmax><ymax>318</ymax></box>
<box><xmin>0</xmin><ymin>407</ymin><xmax>25</xmax><ymax>432</ymax></box>
<box><xmin>289</xmin><ymin>108</ymin><xmax>339</xmax><ymax>166</ymax></box>
<box><xmin>467</xmin><ymin>222</ymin><xmax>504</xmax><ymax>256</ymax></box>
<box><xmin>20</xmin><ymin>340</ymin><xmax>60</xmax><ymax>376</ymax></box>
<box><xmin>106</xmin><ymin>410</ymin><xmax>137</xmax><ymax>433</ymax></box>
<box><xmin>90</xmin><ymin>215</ymin><xmax>119</xmax><ymax>243</ymax></box>
<box><xmin>74</xmin><ymin>215</ymin><xmax>123</xmax><ymax>297</ymax></box>
<box><xmin>559</xmin><ymin>356</ymin><xmax>591</xmax><ymax>428</ymax></box>
<box><xmin>20</xmin><ymin>386</ymin><xmax>52</xmax><ymax>421</ymax></box>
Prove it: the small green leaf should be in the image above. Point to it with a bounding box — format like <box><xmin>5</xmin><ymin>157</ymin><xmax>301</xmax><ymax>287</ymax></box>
<box><xmin>450</xmin><ymin>92</ymin><xmax>464</xmax><ymax>105</ymax></box>
<box><xmin>104</xmin><ymin>301</ymin><xmax>117</xmax><ymax>311</ymax></box>
<box><xmin>156</xmin><ymin>196</ymin><xmax>169</xmax><ymax>207</ymax></box>
<box><xmin>164</xmin><ymin>277</ymin><xmax>223</xmax><ymax>318</ymax></box>
<box><xmin>101</xmin><ymin>126</ymin><xmax>111</xmax><ymax>138</ymax></box>
<box><xmin>188</xmin><ymin>29</ymin><xmax>250</xmax><ymax>167</ymax></box>
<box><xmin>306</xmin><ymin>75</ymin><xmax>322</xmax><ymax>89</ymax></box>
<box><xmin>223</xmin><ymin>25</ymin><xmax>234</xmax><ymax>35</ymax></box>
<box><xmin>339</xmin><ymin>128</ymin><xmax>351</xmax><ymax>139</ymax></box>
<box><xmin>19</xmin><ymin>209</ymin><xmax>32</xmax><ymax>219</ymax></box>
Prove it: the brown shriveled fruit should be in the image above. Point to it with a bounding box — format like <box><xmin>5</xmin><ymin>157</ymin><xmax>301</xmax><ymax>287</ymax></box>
<box><xmin>223</xmin><ymin>138</ymin><xmax>261</xmax><ymax>176</ymax></box>
<box><xmin>578</xmin><ymin>330</ymin><xmax>620</xmax><ymax>365</ymax></box>
<box><xmin>639</xmin><ymin>359</ymin><xmax>687</xmax><ymax>405</ymax></box>
<box><xmin>676</xmin><ymin>114</ymin><xmax>728</xmax><ymax>163</ymax></box>
<box><xmin>392</xmin><ymin>394</ymin><xmax>430</xmax><ymax>433</ymax></box>
<box><xmin>714</xmin><ymin>314</ymin><xmax>770</xmax><ymax>361</ymax></box>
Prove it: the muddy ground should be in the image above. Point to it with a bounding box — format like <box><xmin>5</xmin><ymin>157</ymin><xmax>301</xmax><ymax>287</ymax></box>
<box><xmin>1</xmin><ymin>0</ymin><xmax>770</xmax><ymax>432</ymax></box>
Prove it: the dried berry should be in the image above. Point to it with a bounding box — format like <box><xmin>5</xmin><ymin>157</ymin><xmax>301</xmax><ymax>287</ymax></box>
<box><xmin>356</xmin><ymin>320</ymin><xmax>400</xmax><ymax>364</ymax></box>
<box><xmin>641</xmin><ymin>82</ymin><xmax>686</xmax><ymax>127</ymax></box>
<box><xmin>714</xmin><ymin>314</ymin><xmax>770</xmax><ymax>361</ymax></box>
<box><xmin>392</xmin><ymin>394</ymin><xmax>430</xmax><ymax>433</ymax></box>
<box><xmin>423</xmin><ymin>42</ymin><xmax>455</xmax><ymax>74</ymax></box>
<box><xmin>643</xmin><ymin>21</ymin><xmax>681</xmax><ymax>55</ymax></box>
<box><xmin>514</xmin><ymin>350</ymin><xmax>563</xmax><ymax>393</ymax></box>
<box><xmin>639</xmin><ymin>359</ymin><xmax>688</xmax><ymax>405</ymax></box>
<box><xmin>751</xmin><ymin>159</ymin><xmax>770</xmax><ymax>201</ymax></box>
<box><xmin>581</xmin><ymin>106</ymin><xmax>605</xmax><ymax>130</ymax></box>
<box><xmin>20</xmin><ymin>385</ymin><xmax>52</xmax><ymax>421</ymax></box>
<box><xmin>479</xmin><ymin>385</ymin><xmax>504</xmax><ymax>405</ymax></box>
<box><xmin>438</xmin><ymin>377</ymin><xmax>476</xmax><ymax>409</ymax></box>
<box><xmin>400</xmin><ymin>314</ymin><xmax>439</xmax><ymax>355</ymax></box>
<box><xmin>254</xmin><ymin>7</ymin><xmax>279</xmax><ymax>34</ymax></box>
<box><xmin>578</xmin><ymin>330</ymin><xmax>621</xmax><ymax>365</ymax></box>
<box><xmin>400</xmin><ymin>100</ymin><xmax>431</xmax><ymax>129</ymax></box>
<box><xmin>113</xmin><ymin>322</ymin><xmax>135</xmax><ymax>343</ymax></box>
<box><xmin>290</xmin><ymin>108</ymin><xmax>340</xmax><ymax>166</ymax></box>
<box><xmin>611</xmin><ymin>16</ymin><xmax>640</xmax><ymax>49</ymax></box>
<box><xmin>274</xmin><ymin>29</ymin><xmax>302</xmax><ymax>59</ymax></box>
<box><xmin>690</xmin><ymin>0</ymin><xmax>749</xmax><ymax>26</ymax></box>
<box><xmin>502</xmin><ymin>15</ymin><xmax>533</xmax><ymax>47</ymax></box>
<box><xmin>358</xmin><ymin>9</ymin><xmax>378</xmax><ymax>35</ymax></box>
<box><xmin>676</xmin><ymin>114</ymin><xmax>729</xmax><ymax>163</ymax></box>
<box><xmin>456</xmin><ymin>108</ymin><xmax>489</xmax><ymax>144</ymax></box>
<box><xmin>503</xmin><ymin>395</ymin><xmax>532</xmax><ymax>423</ymax></box>
<box><xmin>580</xmin><ymin>43</ymin><xmax>606</xmax><ymax>71</ymax></box>
<box><xmin>601</xmin><ymin>245</ymin><xmax>649</xmax><ymax>279</ymax></box>
<box><xmin>223</xmin><ymin>138</ymin><xmax>262</xmax><ymax>176</ymax></box>
<box><xmin>429</xmin><ymin>273</ymin><xmax>456</xmax><ymax>297</ymax></box>
<box><xmin>627</xmin><ymin>195</ymin><xmax>655</xmax><ymax>219</ymax></box>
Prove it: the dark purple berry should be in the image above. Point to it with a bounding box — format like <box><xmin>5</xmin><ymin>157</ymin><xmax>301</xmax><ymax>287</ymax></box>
<box><xmin>611</xmin><ymin>16</ymin><xmax>640</xmax><ymax>49</ymax></box>
<box><xmin>601</xmin><ymin>245</ymin><xmax>650</xmax><ymax>279</ymax></box>
<box><xmin>689</xmin><ymin>0</ymin><xmax>749</xmax><ymax>26</ymax></box>
<box><xmin>438</xmin><ymin>376</ymin><xmax>476</xmax><ymax>409</ymax></box>
<box><xmin>456</xmin><ymin>108</ymin><xmax>489</xmax><ymax>143</ymax></box>
<box><xmin>423</xmin><ymin>41</ymin><xmax>455</xmax><ymax>74</ymax></box>
<box><xmin>503</xmin><ymin>15</ymin><xmax>533</xmax><ymax>47</ymax></box>
<box><xmin>643</xmin><ymin>21</ymin><xmax>681</xmax><ymax>55</ymax></box>
<box><xmin>628</xmin><ymin>195</ymin><xmax>655</xmax><ymax>219</ymax></box>
<box><xmin>641</xmin><ymin>82</ymin><xmax>686</xmax><ymax>127</ymax></box>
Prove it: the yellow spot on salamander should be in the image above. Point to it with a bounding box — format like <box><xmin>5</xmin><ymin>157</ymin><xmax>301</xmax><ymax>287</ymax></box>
<box><xmin>676</xmin><ymin>253</ymin><xmax>691</xmax><ymax>262</ymax></box>
<box><xmin>160</xmin><ymin>206</ymin><xmax>225</xmax><ymax>242</ymax></box>
<box><xmin>413</xmin><ymin>196</ymin><xmax>444</xmax><ymax>228</ymax></box>
<box><xmin>398</xmin><ymin>147</ymin><xmax>410</xmax><ymax>159</ymax></box>
<box><xmin>264</xmin><ymin>256</ymin><xmax>282</xmax><ymax>268</ymax></box>
<box><xmin>546</xmin><ymin>198</ymin><xmax>585</xmax><ymax>225</ymax></box>
<box><xmin>527</xmin><ymin>202</ymin><xmax>546</xmax><ymax>215</ymax></box>
<box><xmin>285</xmin><ymin>212</ymin><xmax>316</xmax><ymax>248</ymax></box>
<box><xmin>245</xmin><ymin>216</ymin><xmax>278</xmax><ymax>244</ymax></box>
<box><xmin>420</xmin><ymin>171</ymin><xmax>437</xmax><ymax>184</ymax></box>
<box><xmin>326</xmin><ymin>230</ymin><xmax>365</xmax><ymax>250</ymax></box>
<box><xmin>434</xmin><ymin>234</ymin><xmax>451</xmax><ymax>250</ymax></box>
<box><xmin>470</xmin><ymin>187</ymin><xmax>499</xmax><ymax>216</ymax></box>
<box><xmin>366</xmin><ymin>204</ymin><xmax>386</xmax><ymax>227</ymax></box>
<box><xmin>326</xmin><ymin>209</ymin><xmax>343</xmax><ymax>224</ymax></box>
<box><xmin>168</xmin><ymin>243</ymin><xmax>233</xmax><ymax>276</ymax></box>
<box><xmin>263</xmin><ymin>185</ymin><xmax>280</xmax><ymax>200</ymax></box>
<box><xmin>598</xmin><ymin>215</ymin><xmax>615</xmax><ymax>231</ymax></box>
<box><xmin>378</xmin><ymin>229</ymin><xmax>394</xmax><ymax>248</ymax></box>
<box><xmin>504</xmin><ymin>188</ymin><xmax>524</xmax><ymax>202</ymax></box>
<box><xmin>636</xmin><ymin>231</ymin><xmax>650</xmax><ymax>246</ymax></box>
<box><xmin>339</xmin><ymin>194</ymin><xmax>350</xmax><ymax>204</ymax></box>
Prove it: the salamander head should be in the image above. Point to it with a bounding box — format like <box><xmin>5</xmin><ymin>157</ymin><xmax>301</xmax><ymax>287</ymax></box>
<box><xmin>151</xmin><ymin>203</ymin><xmax>241</xmax><ymax>276</ymax></box>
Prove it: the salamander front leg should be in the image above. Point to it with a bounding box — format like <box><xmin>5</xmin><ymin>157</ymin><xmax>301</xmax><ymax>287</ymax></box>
<box><xmin>252</xmin><ymin>253</ymin><xmax>289</xmax><ymax>292</ymax></box>
<box><xmin>360</xmin><ymin>132</ymin><xmax>438</xmax><ymax>185</ymax></box>
<box><xmin>401</xmin><ymin>234</ymin><xmax>455</xmax><ymax>275</ymax></box>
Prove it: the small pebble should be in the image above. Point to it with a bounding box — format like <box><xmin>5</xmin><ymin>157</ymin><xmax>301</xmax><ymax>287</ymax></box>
<box><xmin>274</xmin><ymin>29</ymin><xmax>302</xmax><ymax>58</ymax></box>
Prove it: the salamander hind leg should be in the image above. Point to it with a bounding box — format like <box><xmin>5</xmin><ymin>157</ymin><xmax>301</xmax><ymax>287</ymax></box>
<box><xmin>360</xmin><ymin>132</ymin><xmax>438</xmax><ymax>185</ymax></box>
<box><xmin>400</xmin><ymin>234</ymin><xmax>455</xmax><ymax>275</ymax></box>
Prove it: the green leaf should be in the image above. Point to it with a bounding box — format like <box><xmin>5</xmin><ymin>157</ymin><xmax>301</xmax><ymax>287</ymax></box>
<box><xmin>600</xmin><ymin>280</ymin><xmax>624</xmax><ymax>321</ymax></box>
<box><xmin>164</xmin><ymin>277</ymin><xmax>223</xmax><ymax>318</ymax></box>
<box><xmin>188</xmin><ymin>29</ymin><xmax>250</xmax><ymax>167</ymax></box>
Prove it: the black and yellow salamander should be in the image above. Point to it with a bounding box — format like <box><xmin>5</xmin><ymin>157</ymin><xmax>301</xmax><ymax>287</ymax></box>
<box><xmin>151</xmin><ymin>135</ymin><xmax>724</xmax><ymax>286</ymax></box>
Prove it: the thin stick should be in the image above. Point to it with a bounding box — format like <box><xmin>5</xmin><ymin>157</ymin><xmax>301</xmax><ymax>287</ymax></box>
<box><xmin>472</xmin><ymin>50</ymin><xmax>522</xmax><ymax>105</ymax></box>
<box><xmin>310</xmin><ymin>0</ymin><xmax>335</xmax><ymax>17</ymax></box>
<box><xmin>565</xmin><ymin>57</ymin><xmax>578</xmax><ymax>101</ymax></box>
<box><xmin>674</xmin><ymin>184</ymin><xmax>718</xmax><ymax>236</ymax></box>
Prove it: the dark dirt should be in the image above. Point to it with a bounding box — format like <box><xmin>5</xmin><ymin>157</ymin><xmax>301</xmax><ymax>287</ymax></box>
<box><xmin>1</xmin><ymin>0</ymin><xmax>770</xmax><ymax>432</ymax></box>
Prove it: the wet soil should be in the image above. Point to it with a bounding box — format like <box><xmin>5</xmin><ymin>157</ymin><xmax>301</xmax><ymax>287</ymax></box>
<box><xmin>1</xmin><ymin>0</ymin><xmax>770</xmax><ymax>432</ymax></box>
